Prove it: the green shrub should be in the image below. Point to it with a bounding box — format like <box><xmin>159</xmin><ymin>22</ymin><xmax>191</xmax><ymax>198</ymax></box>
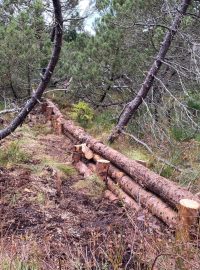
<box><xmin>71</xmin><ymin>101</ymin><xmax>94</xmax><ymax>126</ymax></box>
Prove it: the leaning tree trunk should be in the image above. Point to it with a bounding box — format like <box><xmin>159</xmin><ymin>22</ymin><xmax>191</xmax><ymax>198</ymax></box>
<box><xmin>0</xmin><ymin>0</ymin><xmax>63</xmax><ymax>140</ymax></box>
<box><xmin>108</xmin><ymin>0</ymin><xmax>191</xmax><ymax>143</ymax></box>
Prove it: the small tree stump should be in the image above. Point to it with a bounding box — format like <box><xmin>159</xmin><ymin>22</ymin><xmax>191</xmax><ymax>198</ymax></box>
<box><xmin>45</xmin><ymin>106</ymin><xmax>53</xmax><ymax>121</ymax></box>
<box><xmin>51</xmin><ymin>114</ymin><xmax>58</xmax><ymax>130</ymax></box>
<box><xmin>176</xmin><ymin>199</ymin><xmax>200</xmax><ymax>241</ymax></box>
<box><xmin>55</xmin><ymin>117</ymin><xmax>63</xmax><ymax>135</ymax></box>
<box><xmin>72</xmin><ymin>144</ymin><xmax>82</xmax><ymax>164</ymax></box>
<box><xmin>41</xmin><ymin>102</ymin><xmax>48</xmax><ymax>113</ymax></box>
<box><xmin>96</xmin><ymin>159</ymin><xmax>110</xmax><ymax>182</ymax></box>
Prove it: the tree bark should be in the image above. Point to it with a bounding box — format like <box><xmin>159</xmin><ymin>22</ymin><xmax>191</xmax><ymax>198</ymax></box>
<box><xmin>108</xmin><ymin>164</ymin><xmax>177</xmax><ymax>227</ymax></box>
<box><xmin>108</xmin><ymin>0</ymin><xmax>192</xmax><ymax>143</ymax></box>
<box><xmin>0</xmin><ymin>0</ymin><xmax>63</xmax><ymax>140</ymax></box>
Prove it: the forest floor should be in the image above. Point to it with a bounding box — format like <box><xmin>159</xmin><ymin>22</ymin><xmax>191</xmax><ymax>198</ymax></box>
<box><xmin>0</xmin><ymin>107</ymin><xmax>199</xmax><ymax>270</ymax></box>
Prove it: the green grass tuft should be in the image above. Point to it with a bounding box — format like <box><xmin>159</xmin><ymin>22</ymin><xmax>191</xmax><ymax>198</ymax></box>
<box><xmin>0</xmin><ymin>141</ymin><xmax>30</xmax><ymax>166</ymax></box>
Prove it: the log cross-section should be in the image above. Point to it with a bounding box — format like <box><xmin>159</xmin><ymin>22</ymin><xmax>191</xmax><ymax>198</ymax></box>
<box><xmin>176</xmin><ymin>199</ymin><xmax>200</xmax><ymax>241</ymax></box>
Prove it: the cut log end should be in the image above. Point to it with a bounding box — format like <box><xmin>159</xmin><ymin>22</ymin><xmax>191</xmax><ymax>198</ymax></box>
<box><xmin>81</xmin><ymin>143</ymin><xmax>93</xmax><ymax>159</ymax></box>
<box><xmin>180</xmin><ymin>199</ymin><xmax>200</xmax><ymax>210</ymax></box>
<box><xmin>176</xmin><ymin>198</ymin><xmax>200</xmax><ymax>242</ymax></box>
<box><xmin>96</xmin><ymin>159</ymin><xmax>110</xmax><ymax>182</ymax></box>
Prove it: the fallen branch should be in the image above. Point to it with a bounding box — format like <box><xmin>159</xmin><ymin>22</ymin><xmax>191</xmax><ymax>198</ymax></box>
<box><xmin>0</xmin><ymin>108</ymin><xmax>20</xmax><ymax>115</ymax></box>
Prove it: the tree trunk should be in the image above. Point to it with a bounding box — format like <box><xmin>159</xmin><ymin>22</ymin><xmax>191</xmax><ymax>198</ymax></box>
<box><xmin>0</xmin><ymin>0</ymin><xmax>63</xmax><ymax>140</ymax></box>
<box><xmin>108</xmin><ymin>0</ymin><xmax>191</xmax><ymax>143</ymax></box>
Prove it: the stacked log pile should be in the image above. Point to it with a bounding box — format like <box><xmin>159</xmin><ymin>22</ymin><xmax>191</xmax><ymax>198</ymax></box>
<box><xmin>41</xmin><ymin>99</ymin><xmax>200</xmax><ymax>236</ymax></box>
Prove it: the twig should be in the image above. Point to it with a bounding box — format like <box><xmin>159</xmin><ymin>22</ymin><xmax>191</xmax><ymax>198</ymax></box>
<box><xmin>122</xmin><ymin>131</ymin><xmax>182</xmax><ymax>172</ymax></box>
<box><xmin>0</xmin><ymin>108</ymin><xmax>20</xmax><ymax>115</ymax></box>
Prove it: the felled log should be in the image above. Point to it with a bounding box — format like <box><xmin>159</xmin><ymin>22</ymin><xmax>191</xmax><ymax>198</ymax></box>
<box><xmin>75</xmin><ymin>161</ymin><xmax>93</xmax><ymax>178</ymax></box>
<box><xmin>107</xmin><ymin>178</ymin><xmax>139</xmax><ymax>211</ymax></box>
<box><xmin>109</xmin><ymin>165</ymin><xmax>177</xmax><ymax>227</ymax></box>
<box><xmin>90</xmin><ymin>153</ymin><xmax>177</xmax><ymax>227</ymax></box>
<box><xmin>104</xmin><ymin>190</ymin><xmax>118</xmax><ymax>202</ymax></box>
<box><xmin>176</xmin><ymin>199</ymin><xmax>200</xmax><ymax>241</ymax></box>
<box><xmin>44</xmin><ymin>101</ymin><xmax>199</xmax><ymax>208</ymax></box>
<box><xmin>60</xmin><ymin>121</ymin><xmax>199</xmax><ymax>208</ymax></box>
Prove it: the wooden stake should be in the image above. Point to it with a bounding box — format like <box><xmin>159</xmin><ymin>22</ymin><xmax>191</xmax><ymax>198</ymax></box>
<box><xmin>45</xmin><ymin>106</ymin><xmax>53</xmax><ymax>121</ymax></box>
<box><xmin>72</xmin><ymin>144</ymin><xmax>82</xmax><ymax>164</ymax></box>
<box><xmin>55</xmin><ymin>117</ymin><xmax>63</xmax><ymax>135</ymax></box>
<box><xmin>41</xmin><ymin>102</ymin><xmax>48</xmax><ymax>113</ymax></box>
<box><xmin>176</xmin><ymin>199</ymin><xmax>200</xmax><ymax>241</ymax></box>
<box><xmin>96</xmin><ymin>159</ymin><xmax>110</xmax><ymax>182</ymax></box>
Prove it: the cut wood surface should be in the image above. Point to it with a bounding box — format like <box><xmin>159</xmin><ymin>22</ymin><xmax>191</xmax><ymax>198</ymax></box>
<box><xmin>96</xmin><ymin>159</ymin><xmax>110</xmax><ymax>182</ymax></box>
<box><xmin>81</xmin><ymin>143</ymin><xmax>93</xmax><ymax>159</ymax></box>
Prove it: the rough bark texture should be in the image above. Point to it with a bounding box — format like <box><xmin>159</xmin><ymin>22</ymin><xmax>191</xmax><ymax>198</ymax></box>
<box><xmin>108</xmin><ymin>0</ymin><xmax>192</xmax><ymax>142</ymax></box>
<box><xmin>0</xmin><ymin>0</ymin><xmax>63</xmax><ymax>140</ymax></box>
<box><xmin>104</xmin><ymin>190</ymin><xmax>118</xmax><ymax>202</ymax></box>
<box><xmin>108</xmin><ymin>165</ymin><xmax>177</xmax><ymax>227</ymax></box>
<box><xmin>91</xmin><ymin>153</ymin><xmax>177</xmax><ymax>227</ymax></box>
<box><xmin>107</xmin><ymin>178</ymin><xmax>140</xmax><ymax>211</ymax></box>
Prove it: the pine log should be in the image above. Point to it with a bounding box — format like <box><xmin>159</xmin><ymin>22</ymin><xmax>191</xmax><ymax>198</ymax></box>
<box><xmin>92</xmin><ymin>154</ymin><xmax>177</xmax><ymax>227</ymax></box>
<box><xmin>104</xmin><ymin>190</ymin><xmax>118</xmax><ymax>202</ymax></box>
<box><xmin>61</xmin><ymin>119</ymin><xmax>199</xmax><ymax>208</ymax></box>
<box><xmin>75</xmin><ymin>161</ymin><xmax>93</xmax><ymax>178</ymax></box>
<box><xmin>108</xmin><ymin>165</ymin><xmax>177</xmax><ymax>227</ymax></box>
<box><xmin>45</xmin><ymin>100</ymin><xmax>199</xmax><ymax>208</ymax></box>
<box><xmin>176</xmin><ymin>199</ymin><xmax>200</xmax><ymax>241</ymax></box>
<box><xmin>107</xmin><ymin>178</ymin><xmax>139</xmax><ymax>211</ymax></box>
